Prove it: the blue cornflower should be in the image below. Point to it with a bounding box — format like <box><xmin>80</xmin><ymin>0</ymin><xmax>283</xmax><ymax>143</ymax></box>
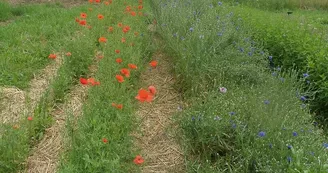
<box><xmin>300</xmin><ymin>96</ymin><xmax>307</xmax><ymax>101</ymax></box>
<box><xmin>310</xmin><ymin>151</ymin><xmax>315</xmax><ymax>156</ymax></box>
<box><xmin>268</xmin><ymin>56</ymin><xmax>273</xmax><ymax>61</ymax></box>
<box><xmin>248</xmin><ymin>52</ymin><xmax>253</xmax><ymax>56</ymax></box>
<box><xmin>209</xmin><ymin>4</ymin><xmax>213</xmax><ymax>8</ymax></box>
<box><xmin>313</xmin><ymin>122</ymin><xmax>318</xmax><ymax>126</ymax></box>
<box><xmin>276</xmin><ymin>67</ymin><xmax>281</xmax><ymax>71</ymax></box>
<box><xmin>258</xmin><ymin>131</ymin><xmax>266</xmax><ymax>137</ymax></box>
<box><xmin>269</xmin><ymin>143</ymin><xmax>273</xmax><ymax>149</ymax></box>
<box><xmin>191</xmin><ymin>116</ymin><xmax>195</xmax><ymax>121</ymax></box>
<box><xmin>173</xmin><ymin>33</ymin><xmax>177</xmax><ymax>37</ymax></box>
<box><xmin>303</xmin><ymin>73</ymin><xmax>309</xmax><ymax>78</ymax></box>
<box><xmin>218</xmin><ymin>2</ymin><xmax>223</xmax><ymax>6</ymax></box>
<box><xmin>292</xmin><ymin>132</ymin><xmax>298</xmax><ymax>137</ymax></box>
<box><xmin>260</xmin><ymin>51</ymin><xmax>264</xmax><ymax>55</ymax></box>
<box><xmin>287</xmin><ymin>156</ymin><xmax>292</xmax><ymax>163</ymax></box>
<box><xmin>229</xmin><ymin>112</ymin><xmax>236</xmax><ymax>116</ymax></box>
<box><xmin>189</xmin><ymin>27</ymin><xmax>194</xmax><ymax>32</ymax></box>
<box><xmin>323</xmin><ymin>143</ymin><xmax>328</xmax><ymax>149</ymax></box>
<box><xmin>264</xmin><ymin>100</ymin><xmax>270</xmax><ymax>104</ymax></box>
<box><xmin>272</xmin><ymin>72</ymin><xmax>277</xmax><ymax>76</ymax></box>
<box><xmin>306</xmin><ymin>80</ymin><xmax>310</xmax><ymax>84</ymax></box>
<box><xmin>279</xmin><ymin>78</ymin><xmax>285</xmax><ymax>82</ymax></box>
<box><xmin>239</xmin><ymin>47</ymin><xmax>244</xmax><ymax>52</ymax></box>
<box><xmin>232</xmin><ymin>123</ymin><xmax>236</xmax><ymax>129</ymax></box>
<box><xmin>287</xmin><ymin>145</ymin><xmax>292</xmax><ymax>149</ymax></box>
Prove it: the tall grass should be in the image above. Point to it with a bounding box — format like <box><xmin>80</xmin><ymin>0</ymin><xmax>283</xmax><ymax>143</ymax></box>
<box><xmin>152</xmin><ymin>0</ymin><xmax>328</xmax><ymax>172</ymax></box>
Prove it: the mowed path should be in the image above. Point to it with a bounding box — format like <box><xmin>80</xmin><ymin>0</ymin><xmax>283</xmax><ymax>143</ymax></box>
<box><xmin>135</xmin><ymin>35</ymin><xmax>185</xmax><ymax>173</ymax></box>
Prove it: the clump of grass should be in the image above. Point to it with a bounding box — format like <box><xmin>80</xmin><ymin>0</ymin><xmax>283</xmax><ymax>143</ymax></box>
<box><xmin>152</xmin><ymin>0</ymin><xmax>328</xmax><ymax>172</ymax></box>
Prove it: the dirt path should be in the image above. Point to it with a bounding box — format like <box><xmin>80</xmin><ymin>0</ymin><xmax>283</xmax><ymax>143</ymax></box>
<box><xmin>0</xmin><ymin>57</ymin><xmax>62</xmax><ymax>124</ymax></box>
<box><xmin>23</xmin><ymin>84</ymin><xmax>88</xmax><ymax>173</ymax></box>
<box><xmin>135</xmin><ymin>35</ymin><xmax>185</xmax><ymax>173</ymax></box>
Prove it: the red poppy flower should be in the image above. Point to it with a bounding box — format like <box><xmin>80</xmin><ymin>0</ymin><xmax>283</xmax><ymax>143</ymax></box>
<box><xmin>95</xmin><ymin>0</ymin><xmax>100</xmax><ymax>3</ymax></box>
<box><xmin>108</xmin><ymin>26</ymin><xmax>114</xmax><ymax>32</ymax></box>
<box><xmin>121</xmin><ymin>37</ymin><xmax>126</xmax><ymax>43</ymax></box>
<box><xmin>133</xmin><ymin>155</ymin><xmax>144</xmax><ymax>165</ymax></box>
<box><xmin>139</xmin><ymin>0</ymin><xmax>143</xmax><ymax>4</ymax></box>
<box><xmin>116</xmin><ymin>75</ymin><xmax>124</xmax><ymax>83</ymax></box>
<box><xmin>135</xmin><ymin>89</ymin><xmax>153</xmax><ymax>102</ymax></box>
<box><xmin>80</xmin><ymin>78</ymin><xmax>88</xmax><ymax>85</ymax></box>
<box><xmin>80</xmin><ymin>13</ymin><xmax>87</xmax><ymax>18</ymax></box>
<box><xmin>27</xmin><ymin>116</ymin><xmax>33</xmax><ymax>121</ymax></box>
<box><xmin>97</xmin><ymin>55</ymin><xmax>104</xmax><ymax>59</ymax></box>
<box><xmin>75</xmin><ymin>18</ymin><xmax>80</xmax><ymax>22</ymax></box>
<box><xmin>104</xmin><ymin>1</ymin><xmax>109</xmax><ymax>5</ymax></box>
<box><xmin>150</xmin><ymin>60</ymin><xmax>158</xmax><ymax>68</ymax></box>
<box><xmin>112</xmin><ymin>103</ymin><xmax>123</xmax><ymax>109</ymax></box>
<box><xmin>48</xmin><ymin>54</ymin><xmax>56</xmax><ymax>59</ymax></box>
<box><xmin>115</xmin><ymin>49</ymin><xmax>120</xmax><ymax>54</ymax></box>
<box><xmin>116</xmin><ymin>104</ymin><xmax>123</xmax><ymax>109</ymax></box>
<box><xmin>128</xmin><ymin>63</ymin><xmax>137</xmax><ymax>69</ymax></box>
<box><xmin>99</xmin><ymin>37</ymin><xmax>107</xmax><ymax>43</ymax></box>
<box><xmin>148</xmin><ymin>86</ymin><xmax>156</xmax><ymax>95</ymax></box>
<box><xmin>79</xmin><ymin>20</ymin><xmax>87</xmax><ymax>26</ymax></box>
<box><xmin>89</xmin><ymin>0</ymin><xmax>93</xmax><ymax>3</ymax></box>
<box><xmin>126</xmin><ymin>6</ymin><xmax>131</xmax><ymax>12</ymax></box>
<box><xmin>102</xmin><ymin>138</ymin><xmax>108</xmax><ymax>143</ymax></box>
<box><xmin>66</xmin><ymin>52</ymin><xmax>71</xmax><ymax>56</ymax></box>
<box><xmin>118</xmin><ymin>22</ymin><xmax>123</xmax><ymax>27</ymax></box>
<box><xmin>116</xmin><ymin>58</ymin><xmax>123</xmax><ymax>64</ymax></box>
<box><xmin>120</xmin><ymin>68</ymin><xmax>130</xmax><ymax>77</ymax></box>
<box><xmin>109</xmin><ymin>0</ymin><xmax>112</xmax><ymax>3</ymax></box>
<box><xmin>138</xmin><ymin>5</ymin><xmax>143</xmax><ymax>10</ymax></box>
<box><xmin>98</xmin><ymin>14</ymin><xmax>104</xmax><ymax>20</ymax></box>
<box><xmin>130</xmin><ymin>11</ymin><xmax>136</xmax><ymax>16</ymax></box>
<box><xmin>87</xmin><ymin>78</ymin><xmax>100</xmax><ymax>86</ymax></box>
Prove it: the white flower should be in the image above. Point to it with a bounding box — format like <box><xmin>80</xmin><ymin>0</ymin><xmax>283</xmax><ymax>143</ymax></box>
<box><xmin>219</xmin><ymin>87</ymin><xmax>227</xmax><ymax>93</ymax></box>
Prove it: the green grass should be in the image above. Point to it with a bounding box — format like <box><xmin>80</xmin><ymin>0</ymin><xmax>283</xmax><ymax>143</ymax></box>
<box><xmin>57</xmin><ymin>1</ymin><xmax>154</xmax><ymax>172</ymax></box>
<box><xmin>0</xmin><ymin>3</ymin><xmax>88</xmax><ymax>89</ymax></box>
<box><xmin>152</xmin><ymin>0</ymin><xmax>328</xmax><ymax>172</ymax></box>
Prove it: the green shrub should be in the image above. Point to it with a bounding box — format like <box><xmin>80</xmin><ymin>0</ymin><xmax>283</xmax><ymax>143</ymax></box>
<box><xmin>229</xmin><ymin>6</ymin><xmax>328</xmax><ymax>121</ymax></box>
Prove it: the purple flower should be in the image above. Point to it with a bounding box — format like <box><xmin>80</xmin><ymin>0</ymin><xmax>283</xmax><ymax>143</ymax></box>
<box><xmin>258</xmin><ymin>131</ymin><xmax>266</xmax><ymax>137</ymax></box>
<box><xmin>303</xmin><ymin>73</ymin><xmax>309</xmax><ymax>78</ymax></box>
<box><xmin>287</xmin><ymin>156</ymin><xmax>292</xmax><ymax>163</ymax></box>
<box><xmin>189</xmin><ymin>27</ymin><xmax>194</xmax><ymax>32</ymax></box>
<box><xmin>292</xmin><ymin>132</ymin><xmax>298</xmax><ymax>137</ymax></box>
<box><xmin>218</xmin><ymin>2</ymin><xmax>223</xmax><ymax>6</ymax></box>
<box><xmin>268</xmin><ymin>56</ymin><xmax>273</xmax><ymax>61</ymax></box>
<box><xmin>269</xmin><ymin>143</ymin><xmax>273</xmax><ymax>149</ymax></box>
<box><xmin>191</xmin><ymin>116</ymin><xmax>195</xmax><ymax>121</ymax></box>
<box><xmin>264</xmin><ymin>100</ymin><xmax>270</xmax><ymax>104</ymax></box>
<box><xmin>287</xmin><ymin>145</ymin><xmax>292</xmax><ymax>149</ymax></box>
<box><xmin>300</xmin><ymin>96</ymin><xmax>307</xmax><ymax>101</ymax></box>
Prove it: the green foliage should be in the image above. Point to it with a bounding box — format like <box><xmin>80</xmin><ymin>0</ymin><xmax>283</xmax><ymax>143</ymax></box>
<box><xmin>152</xmin><ymin>0</ymin><xmax>328</xmax><ymax>172</ymax></box>
<box><xmin>230</xmin><ymin>6</ymin><xmax>328</xmax><ymax>121</ymax></box>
